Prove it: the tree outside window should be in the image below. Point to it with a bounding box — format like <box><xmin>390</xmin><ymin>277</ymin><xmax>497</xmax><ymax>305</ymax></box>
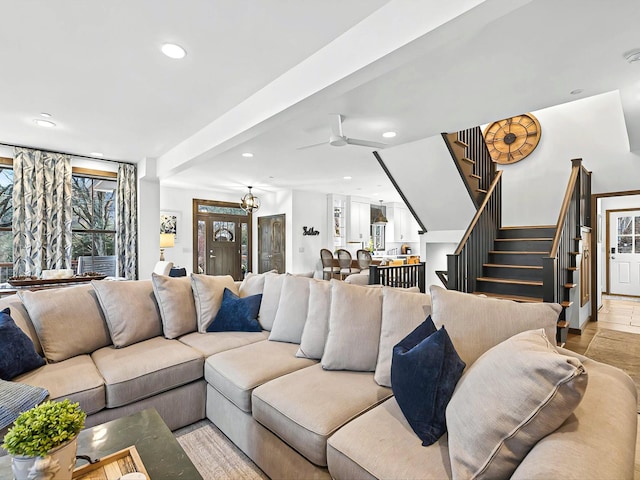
<box><xmin>0</xmin><ymin>167</ymin><xmax>13</xmax><ymax>281</ymax></box>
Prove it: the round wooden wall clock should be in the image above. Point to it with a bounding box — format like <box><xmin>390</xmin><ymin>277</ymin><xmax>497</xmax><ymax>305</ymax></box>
<box><xmin>483</xmin><ymin>113</ymin><xmax>541</xmax><ymax>164</ymax></box>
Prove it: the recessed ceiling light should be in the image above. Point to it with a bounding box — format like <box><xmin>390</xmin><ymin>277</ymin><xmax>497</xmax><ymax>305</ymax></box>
<box><xmin>242</xmin><ymin>152</ymin><xmax>254</xmax><ymax>158</ymax></box>
<box><xmin>382</xmin><ymin>131</ymin><xmax>397</xmax><ymax>138</ymax></box>
<box><xmin>34</xmin><ymin>119</ymin><xmax>56</xmax><ymax>128</ymax></box>
<box><xmin>90</xmin><ymin>152</ymin><xmax>104</xmax><ymax>157</ymax></box>
<box><xmin>343</xmin><ymin>176</ymin><xmax>352</xmax><ymax>180</ymax></box>
<box><xmin>623</xmin><ymin>49</ymin><xmax>640</xmax><ymax>64</ymax></box>
<box><xmin>161</xmin><ymin>43</ymin><xmax>187</xmax><ymax>59</ymax></box>
<box><xmin>570</xmin><ymin>89</ymin><xmax>584</xmax><ymax>95</ymax></box>
<box><xmin>40</xmin><ymin>112</ymin><xmax>52</xmax><ymax>118</ymax></box>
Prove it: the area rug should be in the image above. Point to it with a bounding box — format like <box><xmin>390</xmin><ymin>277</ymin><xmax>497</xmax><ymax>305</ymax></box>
<box><xmin>584</xmin><ymin>328</ymin><xmax>640</xmax><ymax>411</ymax></box>
<box><xmin>175</xmin><ymin>419</ymin><xmax>268</xmax><ymax>480</ymax></box>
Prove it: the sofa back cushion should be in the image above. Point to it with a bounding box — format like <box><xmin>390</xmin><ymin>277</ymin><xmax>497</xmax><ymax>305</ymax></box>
<box><xmin>151</xmin><ymin>273</ymin><xmax>197</xmax><ymax>339</ymax></box>
<box><xmin>190</xmin><ymin>274</ymin><xmax>239</xmax><ymax>332</ymax></box>
<box><xmin>429</xmin><ymin>285</ymin><xmax>561</xmax><ymax>367</ymax></box>
<box><xmin>374</xmin><ymin>287</ymin><xmax>432</xmax><ymax>387</ymax></box>
<box><xmin>239</xmin><ymin>270</ymin><xmax>276</xmax><ymax>297</ymax></box>
<box><xmin>0</xmin><ymin>294</ymin><xmax>42</xmax><ymax>355</ymax></box>
<box><xmin>20</xmin><ymin>284</ymin><xmax>111</xmax><ymax>362</ymax></box>
<box><xmin>269</xmin><ymin>275</ymin><xmax>312</xmax><ymax>343</ymax></box>
<box><xmin>92</xmin><ymin>280</ymin><xmax>163</xmax><ymax>348</ymax></box>
<box><xmin>258</xmin><ymin>273</ymin><xmax>285</xmax><ymax>331</ymax></box>
<box><xmin>296</xmin><ymin>280</ymin><xmax>332</xmax><ymax>359</ymax></box>
<box><xmin>321</xmin><ymin>280</ymin><xmax>383</xmax><ymax>371</ymax></box>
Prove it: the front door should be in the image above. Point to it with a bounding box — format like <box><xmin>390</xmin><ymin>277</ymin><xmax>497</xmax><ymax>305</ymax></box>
<box><xmin>258</xmin><ymin>214</ymin><xmax>285</xmax><ymax>273</ymax></box>
<box><xmin>194</xmin><ymin>200</ymin><xmax>251</xmax><ymax>280</ymax></box>
<box><xmin>608</xmin><ymin>209</ymin><xmax>640</xmax><ymax>296</ymax></box>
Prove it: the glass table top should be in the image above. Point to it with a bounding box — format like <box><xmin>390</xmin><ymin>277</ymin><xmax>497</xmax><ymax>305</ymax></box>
<box><xmin>0</xmin><ymin>408</ymin><xmax>203</xmax><ymax>479</ymax></box>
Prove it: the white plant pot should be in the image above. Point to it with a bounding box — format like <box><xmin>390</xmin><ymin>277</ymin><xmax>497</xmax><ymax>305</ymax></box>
<box><xmin>11</xmin><ymin>436</ymin><xmax>78</xmax><ymax>480</ymax></box>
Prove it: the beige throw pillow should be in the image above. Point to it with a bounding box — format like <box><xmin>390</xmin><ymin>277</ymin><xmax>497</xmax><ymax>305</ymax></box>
<box><xmin>19</xmin><ymin>284</ymin><xmax>111</xmax><ymax>362</ymax></box>
<box><xmin>374</xmin><ymin>287</ymin><xmax>432</xmax><ymax>387</ymax></box>
<box><xmin>269</xmin><ymin>275</ymin><xmax>312</xmax><ymax>344</ymax></box>
<box><xmin>190</xmin><ymin>274</ymin><xmax>239</xmax><ymax>332</ymax></box>
<box><xmin>92</xmin><ymin>280</ymin><xmax>163</xmax><ymax>347</ymax></box>
<box><xmin>446</xmin><ymin>328</ymin><xmax>588</xmax><ymax>479</ymax></box>
<box><xmin>239</xmin><ymin>270</ymin><xmax>276</xmax><ymax>297</ymax></box>
<box><xmin>258</xmin><ymin>273</ymin><xmax>285</xmax><ymax>331</ymax></box>
<box><xmin>151</xmin><ymin>273</ymin><xmax>197</xmax><ymax>339</ymax></box>
<box><xmin>296</xmin><ymin>280</ymin><xmax>332</xmax><ymax>359</ymax></box>
<box><xmin>321</xmin><ymin>280</ymin><xmax>383</xmax><ymax>371</ymax></box>
<box><xmin>429</xmin><ymin>285</ymin><xmax>561</xmax><ymax>367</ymax></box>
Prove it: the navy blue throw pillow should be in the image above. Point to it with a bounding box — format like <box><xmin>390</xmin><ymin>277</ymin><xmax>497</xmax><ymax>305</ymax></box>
<box><xmin>207</xmin><ymin>288</ymin><xmax>262</xmax><ymax>332</ymax></box>
<box><xmin>391</xmin><ymin>315</ymin><xmax>465</xmax><ymax>446</ymax></box>
<box><xmin>0</xmin><ymin>307</ymin><xmax>46</xmax><ymax>380</ymax></box>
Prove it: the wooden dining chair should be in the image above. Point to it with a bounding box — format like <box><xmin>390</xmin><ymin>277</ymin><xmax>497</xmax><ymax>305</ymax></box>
<box><xmin>336</xmin><ymin>249</ymin><xmax>360</xmax><ymax>280</ymax></box>
<box><xmin>320</xmin><ymin>248</ymin><xmax>340</xmax><ymax>280</ymax></box>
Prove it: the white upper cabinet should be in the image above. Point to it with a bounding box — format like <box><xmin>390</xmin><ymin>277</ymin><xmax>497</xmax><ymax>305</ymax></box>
<box><xmin>347</xmin><ymin>197</ymin><xmax>371</xmax><ymax>244</ymax></box>
<box><xmin>386</xmin><ymin>203</ymin><xmax>420</xmax><ymax>243</ymax></box>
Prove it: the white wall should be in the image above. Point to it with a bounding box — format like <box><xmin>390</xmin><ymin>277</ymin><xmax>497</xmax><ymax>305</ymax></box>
<box><xmin>291</xmin><ymin>190</ymin><xmax>328</xmax><ymax>276</ymax></box>
<box><xmin>501</xmin><ymin>91</ymin><xmax>640</xmax><ymax>226</ymax></box>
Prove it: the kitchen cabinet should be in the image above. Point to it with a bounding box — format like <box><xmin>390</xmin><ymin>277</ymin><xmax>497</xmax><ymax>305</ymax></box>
<box><xmin>347</xmin><ymin>198</ymin><xmax>371</xmax><ymax>244</ymax></box>
<box><xmin>386</xmin><ymin>203</ymin><xmax>420</xmax><ymax>243</ymax></box>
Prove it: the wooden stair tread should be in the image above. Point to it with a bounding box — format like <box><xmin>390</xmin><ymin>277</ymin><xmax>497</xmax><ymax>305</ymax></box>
<box><xmin>564</xmin><ymin>282</ymin><xmax>577</xmax><ymax>288</ymax></box>
<box><xmin>460</xmin><ymin>157</ymin><xmax>475</xmax><ymax>164</ymax></box>
<box><xmin>489</xmin><ymin>250</ymin><xmax>548</xmax><ymax>255</ymax></box>
<box><xmin>477</xmin><ymin>188</ymin><xmax>487</xmax><ymax>193</ymax></box>
<box><xmin>568</xmin><ymin>266</ymin><xmax>580</xmax><ymax>271</ymax></box>
<box><xmin>470</xmin><ymin>173</ymin><xmax>481</xmax><ymax>180</ymax></box>
<box><xmin>569</xmin><ymin>251</ymin><xmax>580</xmax><ymax>255</ymax></box>
<box><xmin>495</xmin><ymin>237</ymin><xmax>553</xmax><ymax>242</ymax></box>
<box><xmin>561</xmin><ymin>301</ymin><xmax>572</xmax><ymax>308</ymax></box>
<box><xmin>476</xmin><ymin>277</ymin><xmax>542</xmax><ymax>286</ymax></box>
<box><xmin>455</xmin><ymin>140</ymin><xmax>469</xmax><ymax>148</ymax></box>
<box><xmin>500</xmin><ymin>225</ymin><xmax>556</xmax><ymax>230</ymax></box>
<box><xmin>472</xmin><ymin>292</ymin><xmax>542</xmax><ymax>303</ymax></box>
<box><xmin>483</xmin><ymin>263</ymin><xmax>542</xmax><ymax>270</ymax></box>
<box><xmin>557</xmin><ymin>320</ymin><xmax>569</xmax><ymax>329</ymax></box>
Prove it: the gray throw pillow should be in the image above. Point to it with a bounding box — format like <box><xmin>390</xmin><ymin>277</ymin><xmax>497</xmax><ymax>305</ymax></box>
<box><xmin>190</xmin><ymin>274</ymin><xmax>239</xmax><ymax>332</ymax></box>
<box><xmin>296</xmin><ymin>280</ymin><xmax>332</xmax><ymax>359</ymax></box>
<box><xmin>269</xmin><ymin>275</ymin><xmax>312</xmax><ymax>344</ymax></box>
<box><xmin>151</xmin><ymin>273</ymin><xmax>197</xmax><ymax>339</ymax></box>
<box><xmin>446</xmin><ymin>328</ymin><xmax>588</xmax><ymax>479</ymax></box>
<box><xmin>258</xmin><ymin>273</ymin><xmax>285</xmax><ymax>331</ymax></box>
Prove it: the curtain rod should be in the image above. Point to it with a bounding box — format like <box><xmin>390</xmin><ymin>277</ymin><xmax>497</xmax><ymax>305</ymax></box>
<box><xmin>0</xmin><ymin>141</ymin><xmax>136</xmax><ymax>165</ymax></box>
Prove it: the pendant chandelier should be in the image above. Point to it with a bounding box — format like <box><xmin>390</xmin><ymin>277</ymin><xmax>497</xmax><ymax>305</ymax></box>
<box><xmin>240</xmin><ymin>186</ymin><xmax>260</xmax><ymax>213</ymax></box>
<box><xmin>372</xmin><ymin>200</ymin><xmax>388</xmax><ymax>225</ymax></box>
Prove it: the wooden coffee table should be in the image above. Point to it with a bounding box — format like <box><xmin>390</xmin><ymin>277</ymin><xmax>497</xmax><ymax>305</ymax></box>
<box><xmin>0</xmin><ymin>408</ymin><xmax>203</xmax><ymax>479</ymax></box>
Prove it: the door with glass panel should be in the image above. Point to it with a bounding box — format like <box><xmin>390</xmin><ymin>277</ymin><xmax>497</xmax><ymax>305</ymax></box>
<box><xmin>608</xmin><ymin>209</ymin><xmax>640</xmax><ymax>296</ymax></box>
<box><xmin>194</xmin><ymin>200</ymin><xmax>251</xmax><ymax>280</ymax></box>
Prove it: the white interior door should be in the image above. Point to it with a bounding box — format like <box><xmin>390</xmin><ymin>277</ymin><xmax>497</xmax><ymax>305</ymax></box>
<box><xmin>609</xmin><ymin>210</ymin><xmax>640</xmax><ymax>296</ymax></box>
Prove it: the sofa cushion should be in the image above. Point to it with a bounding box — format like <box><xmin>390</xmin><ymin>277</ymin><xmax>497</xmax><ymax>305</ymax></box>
<box><xmin>321</xmin><ymin>281</ymin><xmax>383</xmax><ymax>372</ymax></box>
<box><xmin>252</xmin><ymin>363</ymin><xmax>393</xmax><ymax>467</ymax></box>
<box><xmin>296</xmin><ymin>280</ymin><xmax>332</xmax><ymax>359</ymax></box>
<box><xmin>327</xmin><ymin>397</ymin><xmax>452</xmax><ymax>480</ymax></box>
<box><xmin>269</xmin><ymin>275</ymin><xmax>312</xmax><ymax>343</ymax></box>
<box><xmin>239</xmin><ymin>270</ymin><xmax>275</xmax><ymax>297</ymax></box>
<box><xmin>0</xmin><ymin>295</ymin><xmax>42</xmax><ymax>355</ymax></box>
<box><xmin>374</xmin><ymin>287</ymin><xmax>431</xmax><ymax>387</ymax></box>
<box><xmin>0</xmin><ymin>308</ymin><xmax>45</xmax><ymax>380</ymax></box>
<box><xmin>258</xmin><ymin>273</ymin><xmax>285</xmax><ymax>331</ymax></box>
<box><xmin>446</xmin><ymin>328</ymin><xmax>588</xmax><ymax>480</ymax></box>
<box><xmin>92</xmin><ymin>280</ymin><xmax>163</xmax><ymax>348</ymax></box>
<box><xmin>392</xmin><ymin>317</ymin><xmax>465</xmax><ymax>446</ymax></box>
<box><xmin>151</xmin><ymin>273</ymin><xmax>197</xmax><ymax>339</ymax></box>
<box><xmin>204</xmin><ymin>340</ymin><xmax>316</xmax><ymax>413</ymax></box>
<box><xmin>15</xmin><ymin>354</ymin><xmax>106</xmax><ymax>415</ymax></box>
<box><xmin>191</xmin><ymin>274</ymin><xmax>239</xmax><ymax>332</ymax></box>
<box><xmin>20</xmin><ymin>284</ymin><xmax>111</xmax><ymax>362</ymax></box>
<box><xmin>178</xmin><ymin>330</ymin><xmax>269</xmax><ymax>357</ymax></box>
<box><xmin>207</xmin><ymin>288</ymin><xmax>262</xmax><ymax>332</ymax></box>
<box><xmin>92</xmin><ymin>336</ymin><xmax>204</xmax><ymax>408</ymax></box>
<box><xmin>429</xmin><ymin>285</ymin><xmax>561</xmax><ymax>367</ymax></box>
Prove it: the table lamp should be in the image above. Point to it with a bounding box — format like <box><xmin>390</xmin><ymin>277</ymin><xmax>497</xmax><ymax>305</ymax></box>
<box><xmin>160</xmin><ymin>233</ymin><xmax>175</xmax><ymax>261</ymax></box>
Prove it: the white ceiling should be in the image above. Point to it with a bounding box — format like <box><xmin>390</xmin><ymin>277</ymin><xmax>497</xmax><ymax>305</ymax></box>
<box><xmin>1</xmin><ymin>0</ymin><xmax>639</xmax><ymax>204</ymax></box>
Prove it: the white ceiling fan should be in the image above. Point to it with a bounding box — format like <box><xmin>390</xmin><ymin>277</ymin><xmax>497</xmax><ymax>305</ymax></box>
<box><xmin>298</xmin><ymin>114</ymin><xmax>388</xmax><ymax>150</ymax></box>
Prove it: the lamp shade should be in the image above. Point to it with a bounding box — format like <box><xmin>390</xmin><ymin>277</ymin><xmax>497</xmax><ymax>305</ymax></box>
<box><xmin>160</xmin><ymin>233</ymin><xmax>175</xmax><ymax>248</ymax></box>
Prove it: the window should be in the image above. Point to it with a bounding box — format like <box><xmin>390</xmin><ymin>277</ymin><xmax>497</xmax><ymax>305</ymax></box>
<box><xmin>71</xmin><ymin>174</ymin><xmax>117</xmax><ymax>271</ymax></box>
<box><xmin>0</xmin><ymin>167</ymin><xmax>13</xmax><ymax>281</ymax></box>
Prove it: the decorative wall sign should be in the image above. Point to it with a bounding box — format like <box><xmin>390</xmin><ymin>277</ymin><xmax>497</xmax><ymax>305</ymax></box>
<box><xmin>303</xmin><ymin>226</ymin><xmax>320</xmax><ymax>236</ymax></box>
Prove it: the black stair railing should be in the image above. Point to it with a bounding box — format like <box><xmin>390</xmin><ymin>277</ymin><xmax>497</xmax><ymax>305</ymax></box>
<box><xmin>447</xmin><ymin>171</ymin><xmax>503</xmax><ymax>293</ymax></box>
<box><xmin>542</xmin><ymin>159</ymin><xmax>591</xmax><ymax>307</ymax></box>
<box><xmin>457</xmin><ymin>126</ymin><xmax>496</xmax><ymax>192</ymax></box>
<box><xmin>369</xmin><ymin>262</ymin><xmax>426</xmax><ymax>293</ymax></box>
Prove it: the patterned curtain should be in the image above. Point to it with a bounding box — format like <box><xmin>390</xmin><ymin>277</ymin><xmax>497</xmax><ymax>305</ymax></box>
<box><xmin>116</xmin><ymin>163</ymin><xmax>137</xmax><ymax>279</ymax></box>
<box><xmin>12</xmin><ymin>147</ymin><xmax>72</xmax><ymax>276</ymax></box>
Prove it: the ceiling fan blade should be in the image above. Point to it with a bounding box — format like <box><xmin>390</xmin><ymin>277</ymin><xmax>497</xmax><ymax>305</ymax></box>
<box><xmin>296</xmin><ymin>140</ymin><xmax>327</xmax><ymax>150</ymax></box>
<box><xmin>330</xmin><ymin>114</ymin><xmax>344</xmax><ymax>138</ymax></box>
<box><xmin>345</xmin><ymin>137</ymin><xmax>388</xmax><ymax>149</ymax></box>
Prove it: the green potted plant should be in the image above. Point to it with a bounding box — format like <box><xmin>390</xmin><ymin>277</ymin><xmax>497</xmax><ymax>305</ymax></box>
<box><xmin>2</xmin><ymin>399</ymin><xmax>86</xmax><ymax>480</ymax></box>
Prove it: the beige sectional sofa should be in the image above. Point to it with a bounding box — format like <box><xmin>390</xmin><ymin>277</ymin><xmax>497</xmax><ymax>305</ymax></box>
<box><xmin>1</xmin><ymin>273</ymin><xmax>637</xmax><ymax>479</ymax></box>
